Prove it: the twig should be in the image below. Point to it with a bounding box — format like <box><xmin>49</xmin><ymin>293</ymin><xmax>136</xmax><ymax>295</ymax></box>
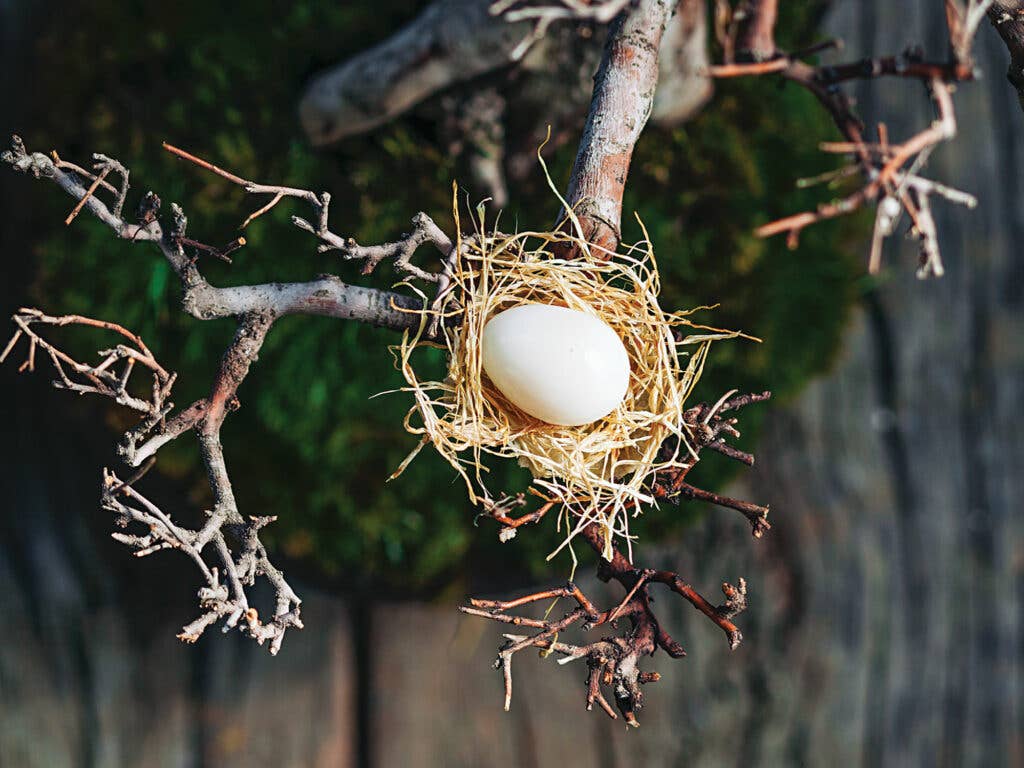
<box><xmin>65</xmin><ymin>166</ymin><xmax>111</xmax><ymax>225</ymax></box>
<box><xmin>708</xmin><ymin>2</ymin><xmax>983</xmax><ymax>276</ymax></box>
<box><xmin>464</xmin><ymin>390</ymin><xmax>769</xmax><ymax>723</ymax></box>
<box><xmin>164</xmin><ymin>141</ymin><xmax>454</xmax><ymax>281</ymax></box>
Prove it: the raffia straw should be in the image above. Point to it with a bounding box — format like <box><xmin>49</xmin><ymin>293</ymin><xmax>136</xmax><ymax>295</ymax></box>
<box><xmin>390</xmin><ymin>205</ymin><xmax>752</xmax><ymax>561</ymax></box>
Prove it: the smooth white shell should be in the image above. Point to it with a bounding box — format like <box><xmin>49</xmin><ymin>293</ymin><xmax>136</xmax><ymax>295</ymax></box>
<box><xmin>481</xmin><ymin>304</ymin><xmax>631</xmax><ymax>426</ymax></box>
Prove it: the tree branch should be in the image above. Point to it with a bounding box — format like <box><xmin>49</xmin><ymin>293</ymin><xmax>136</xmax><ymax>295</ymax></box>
<box><xmin>1</xmin><ymin>308</ymin><xmax>302</xmax><ymax>651</ymax></box>
<box><xmin>162</xmin><ymin>142</ymin><xmax>455</xmax><ymax>283</ymax></box>
<box><xmin>735</xmin><ymin>0</ymin><xmax>777</xmax><ymax>61</ymax></box>
<box><xmin>1</xmin><ymin>309</ymin><xmax>173</xmax><ymax>414</ymax></box>
<box><xmin>464</xmin><ymin>389</ymin><xmax>769</xmax><ymax>723</ymax></box>
<box><xmin>707</xmin><ymin>0</ymin><xmax>983</xmax><ymax>277</ymax></box>
<box><xmin>561</xmin><ymin>0</ymin><xmax>676</xmax><ymax>252</ymax></box>
<box><xmin>299</xmin><ymin>0</ymin><xmax>711</xmax><ymax>163</ymax></box>
<box><xmin>299</xmin><ymin>0</ymin><xmax>541</xmax><ymax>145</ymax></box>
<box><xmin>3</xmin><ymin>137</ymin><xmax>434</xmax><ymax>331</ymax></box>
<box><xmin>1</xmin><ymin>134</ymin><xmax>464</xmax><ymax>652</ymax></box>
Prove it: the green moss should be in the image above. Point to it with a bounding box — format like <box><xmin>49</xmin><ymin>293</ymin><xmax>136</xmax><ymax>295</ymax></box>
<box><xmin>22</xmin><ymin>0</ymin><xmax>864</xmax><ymax>590</ymax></box>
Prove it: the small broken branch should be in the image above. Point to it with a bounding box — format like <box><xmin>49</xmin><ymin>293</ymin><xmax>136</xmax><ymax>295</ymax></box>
<box><xmin>477</xmin><ymin>493</ymin><xmax>557</xmax><ymax>542</ymax></box>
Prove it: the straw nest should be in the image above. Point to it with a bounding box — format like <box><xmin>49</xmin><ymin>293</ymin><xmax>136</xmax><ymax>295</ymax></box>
<box><xmin>390</xmin><ymin>205</ymin><xmax>745</xmax><ymax>562</ymax></box>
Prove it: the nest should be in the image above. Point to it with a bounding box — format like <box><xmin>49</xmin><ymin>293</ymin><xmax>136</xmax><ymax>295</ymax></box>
<box><xmin>391</xmin><ymin>206</ymin><xmax>745</xmax><ymax>562</ymax></box>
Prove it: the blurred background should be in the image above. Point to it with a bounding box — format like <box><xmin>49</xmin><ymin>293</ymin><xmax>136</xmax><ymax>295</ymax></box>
<box><xmin>0</xmin><ymin>0</ymin><xmax>1021</xmax><ymax>766</ymax></box>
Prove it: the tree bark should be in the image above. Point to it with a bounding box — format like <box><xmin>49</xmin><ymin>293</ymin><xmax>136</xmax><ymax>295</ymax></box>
<box><xmin>563</xmin><ymin>0</ymin><xmax>675</xmax><ymax>251</ymax></box>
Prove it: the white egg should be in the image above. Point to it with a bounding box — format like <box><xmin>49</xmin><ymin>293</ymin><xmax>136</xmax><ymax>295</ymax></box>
<box><xmin>481</xmin><ymin>304</ymin><xmax>631</xmax><ymax>426</ymax></box>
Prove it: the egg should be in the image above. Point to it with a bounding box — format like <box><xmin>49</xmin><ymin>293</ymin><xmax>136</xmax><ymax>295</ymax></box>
<box><xmin>480</xmin><ymin>304</ymin><xmax>631</xmax><ymax>426</ymax></box>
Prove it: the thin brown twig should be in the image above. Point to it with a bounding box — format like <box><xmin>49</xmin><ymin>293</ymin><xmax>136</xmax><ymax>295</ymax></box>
<box><xmin>65</xmin><ymin>165</ymin><xmax>111</xmax><ymax>225</ymax></box>
<box><xmin>162</xmin><ymin>142</ymin><xmax>250</xmax><ymax>185</ymax></box>
<box><xmin>464</xmin><ymin>390</ymin><xmax>768</xmax><ymax>722</ymax></box>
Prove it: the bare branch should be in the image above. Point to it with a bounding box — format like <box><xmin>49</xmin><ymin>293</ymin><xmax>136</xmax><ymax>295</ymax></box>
<box><xmin>2</xmin><ymin>137</ymin><xmax>432</xmax><ymax>331</ymax></box>
<box><xmin>162</xmin><ymin>142</ymin><xmax>455</xmax><ymax>283</ymax></box>
<box><xmin>2</xmin><ymin>304</ymin><xmax>303</xmax><ymax>652</ymax></box>
<box><xmin>561</xmin><ymin>0</ymin><xmax>676</xmax><ymax>251</ymax></box>
<box><xmin>707</xmin><ymin>3</ymin><xmax>983</xmax><ymax>276</ymax></box>
<box><xmin>103</xmin><ymin>472</ymin><xmax>302</xmax><ymax>653</ymax></box>
<box><xmin>2</xmin><ymin>135</ymin><xmax>467</xmax><ymax>654</ymax></box>
<box><xmin>463</xmin><ymin>390</ymin><xmax>768</xmax><ymax>723</ymax></box>
<box><xmin>2</xmin><ymin>308</ymin><xmax>174</xmax><ymax>415</ymax></box>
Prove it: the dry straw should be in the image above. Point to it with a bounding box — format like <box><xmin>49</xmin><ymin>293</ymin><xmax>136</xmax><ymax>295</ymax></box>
<box><xmin>390</xmin><ymin>186</ymin><xmax>749</xmax><ymax>563</ymax></box>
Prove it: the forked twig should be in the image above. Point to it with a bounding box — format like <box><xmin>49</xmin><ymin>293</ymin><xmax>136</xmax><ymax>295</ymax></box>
<box><xmin>708</xmin><ymin>0</ymin><xmax>983</xmax><ymax>276</ymax></box>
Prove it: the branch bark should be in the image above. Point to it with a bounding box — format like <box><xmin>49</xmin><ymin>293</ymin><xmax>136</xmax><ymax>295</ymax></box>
<box><xmin>736</xmin><ymin>0</ymin><xmax>777</xmax><ymax>61</ymax></box>
<box><xmin>299</xmin><ymin>0</ymin><xmax>711</xmax><ymax>206</ymax></box>
<box><xmin>299</xmin><ymin>0</ymin><xmax>536</xmax><ymax>146</ymax></box>
<box><xmin>561</xmin><ymin>0</ymin><xmax>675</xmax><ymax>251</ymax></box>
<box><xmin>299</xmin><ymin>0</ymin><xmax>708</xmax><ymax>146</ymax></box>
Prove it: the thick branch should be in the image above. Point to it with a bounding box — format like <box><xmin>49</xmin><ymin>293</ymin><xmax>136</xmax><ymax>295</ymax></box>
<box><xmin>300</xmin><ymin>0</ymin><xmax>538</xmax><ymax>145</ymax></box>
<box><xmin>561</xmin><ymin>0</ymin><xmax>675</xmax><ymax>251</ymax></box>
<box><xmin>299</xmin><ymin>0</ymin><xmax>711</xmax><ymax>157</ymax></box>
<box><xmin>736</xmin><ymin>0</ymin><xmax>777</xmax><ymax>61</ymax></box>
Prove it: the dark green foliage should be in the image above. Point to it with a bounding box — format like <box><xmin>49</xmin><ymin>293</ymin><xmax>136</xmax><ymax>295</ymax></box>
<box><xmin>19</xmin><ymin>0</ymin><xmax>863</xmax><ymax>590</ymax></box>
